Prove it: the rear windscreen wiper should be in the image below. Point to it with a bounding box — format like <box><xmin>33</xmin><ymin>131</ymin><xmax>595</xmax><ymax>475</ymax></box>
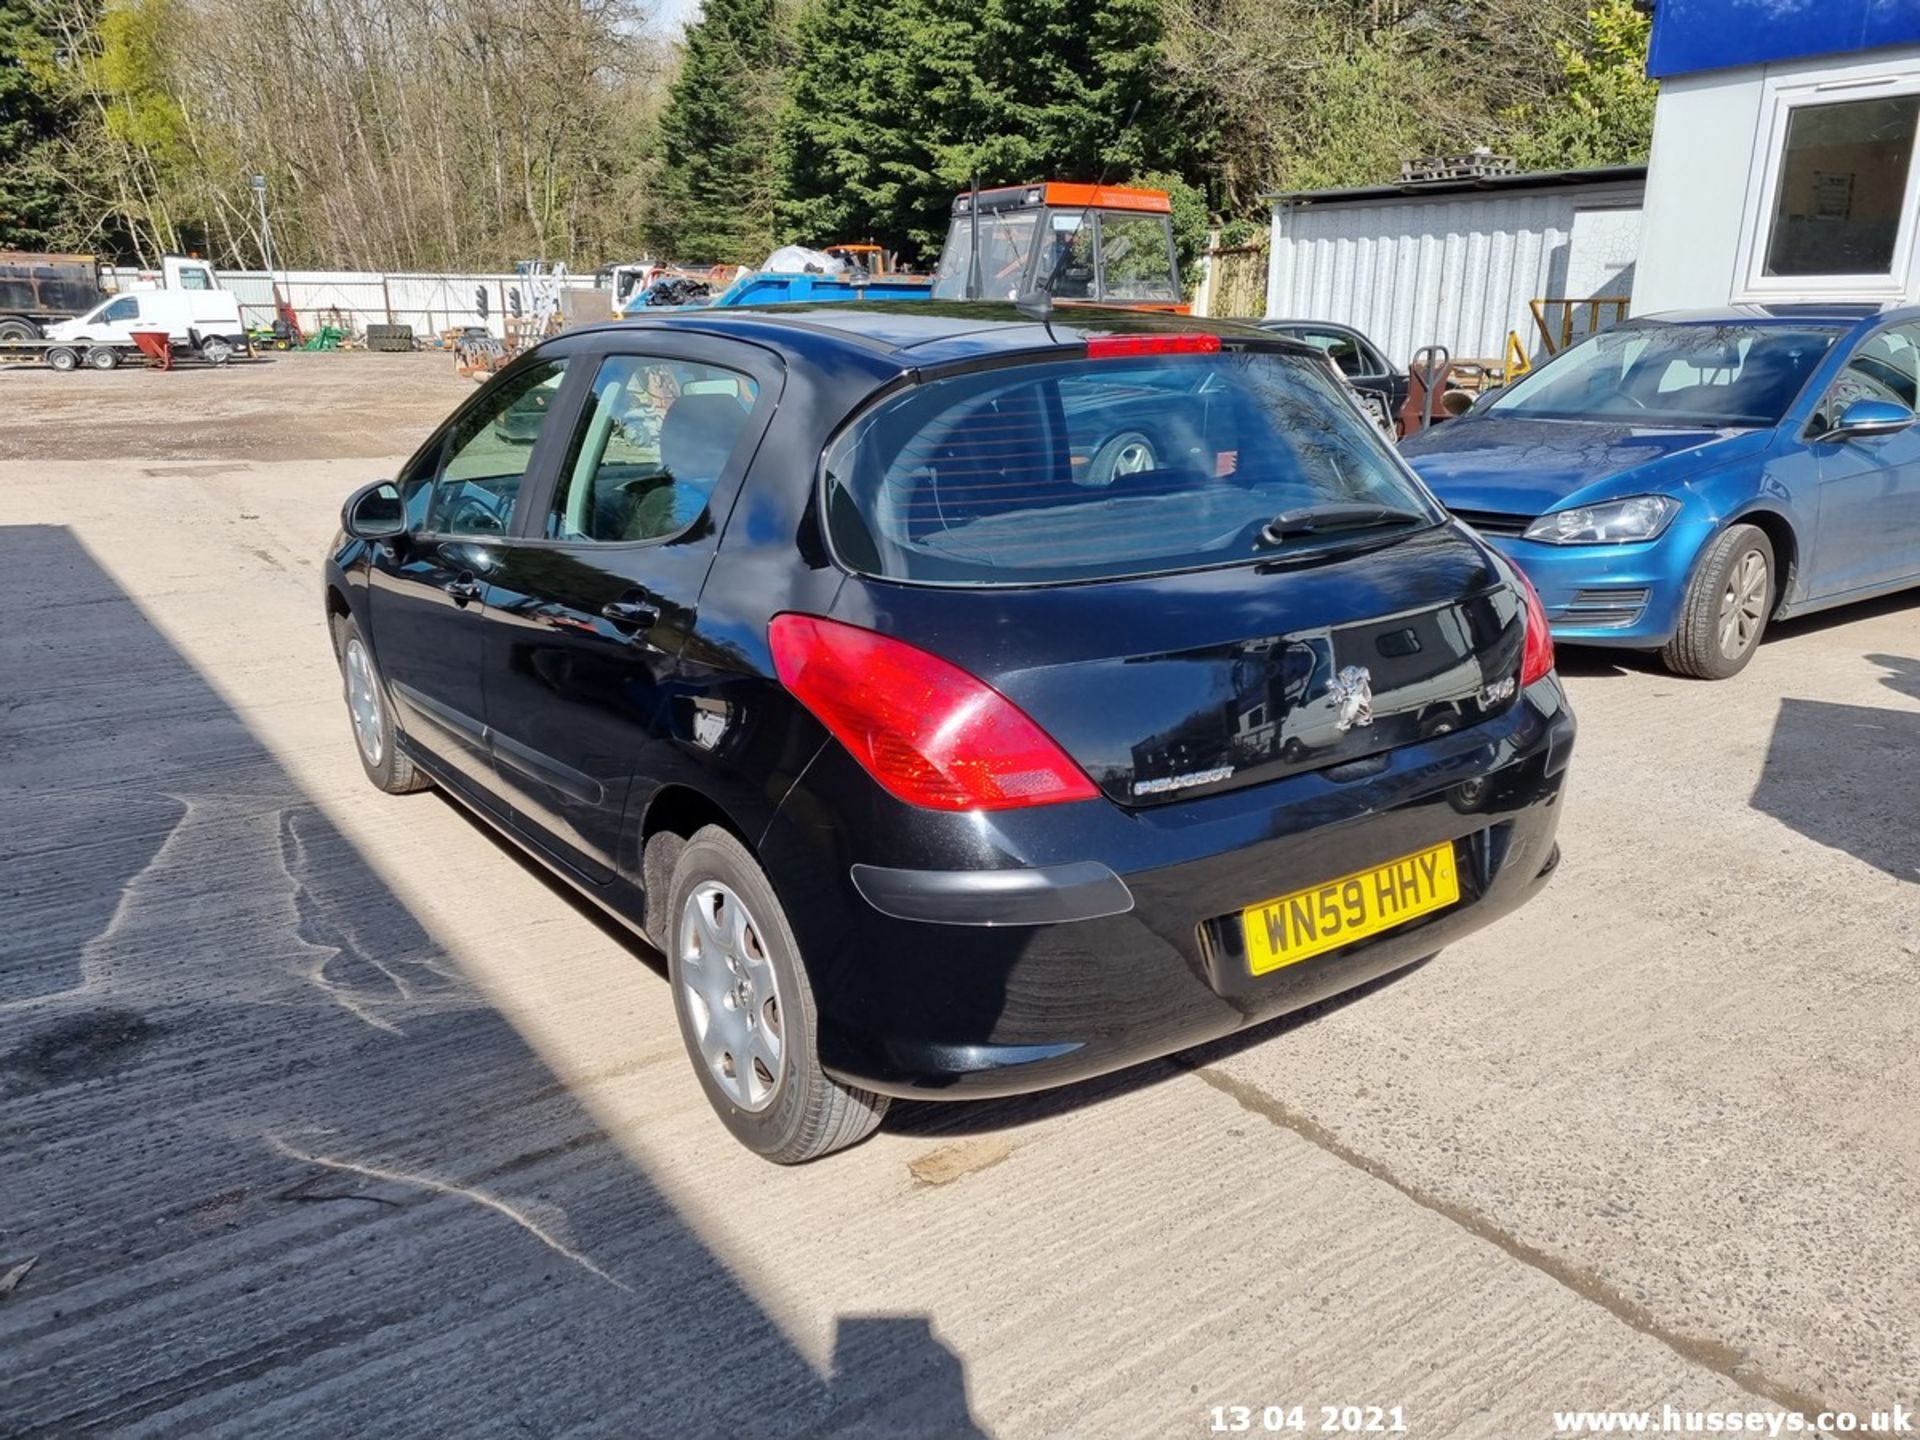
<box><xmin>1258</xmin><ymin>504</ymin><xmax>1429</xmax><ymax>547</ymax></box>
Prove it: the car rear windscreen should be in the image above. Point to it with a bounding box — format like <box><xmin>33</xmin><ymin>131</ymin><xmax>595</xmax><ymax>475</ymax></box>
<box><xmin>822</xmin><ymin>348</ymin><xmax>1441</xmax><ymax>585</ymax></box>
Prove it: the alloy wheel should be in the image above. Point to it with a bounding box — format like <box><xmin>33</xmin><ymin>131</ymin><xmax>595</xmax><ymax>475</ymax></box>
<box><xmin>344</xmin><ymin>637</ymin><xmax>386</xmax><ymax>766</ymax></box>
<box><xmin>1110</xmin><ymin>437</ymin><xmax>1156</xmax><ymax>476</ymax></box>
<box><xmin>680</xmin><ymin>880</ymin><xmax>786</xmax><ymax>1112</ymax></box>
<box><xmin>1716</xmin><ymin>549</ymin><xmax>1768</xmax><ymax>660</ymax></box>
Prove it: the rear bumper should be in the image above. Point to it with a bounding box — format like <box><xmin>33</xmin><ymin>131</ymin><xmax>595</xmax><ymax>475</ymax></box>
<box><xmin>758</xmin><ymin>680</ymin><xmax>1575</xmax><ymax>1100</ymax></box>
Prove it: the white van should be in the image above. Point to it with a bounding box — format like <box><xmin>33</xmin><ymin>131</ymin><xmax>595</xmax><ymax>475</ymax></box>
<box><xmin>48</xmin><ymin>288</ymin><xmax>246</xmax><ymax>351</ymax></box>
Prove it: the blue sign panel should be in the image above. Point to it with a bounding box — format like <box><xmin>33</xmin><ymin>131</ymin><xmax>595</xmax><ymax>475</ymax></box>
<box><xmin>1649</xmin><ymin>0</ymin><xmax>1920</xmax><ymax>79</ymax></box>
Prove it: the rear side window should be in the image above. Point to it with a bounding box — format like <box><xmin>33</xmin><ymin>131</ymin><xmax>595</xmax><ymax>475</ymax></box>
<box><xmin>547</xmin><ymin>355</ymin><xmax>759</xmax><ymax>543</ymax></box>
<box><xmin>822</xmin><ymin>349</ymin><xmax>1438</xmax><ymax>585</ymax></box>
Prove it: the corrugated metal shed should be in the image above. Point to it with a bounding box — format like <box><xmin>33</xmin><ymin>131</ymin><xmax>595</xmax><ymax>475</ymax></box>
<box><xmin>1265</xmin><ymin>167</ymin><xmax>1647</xmax><ymax>368</ymax></box>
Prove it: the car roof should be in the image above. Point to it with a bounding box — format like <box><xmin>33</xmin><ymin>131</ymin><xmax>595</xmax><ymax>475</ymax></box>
<box><xmin>566</xmin><ymin>302</ymin><xmax>1299</xmax><ymax>370</ymax></box>
<box><xmin>1260</xmin><ymin>318</ymin><xmax>1367</xmax><ymax>332</ymax></box>
<box><xmin>1634</xmin><ymin>303</ymin><xmax>1915</xmax><ymax>327</ymax></box>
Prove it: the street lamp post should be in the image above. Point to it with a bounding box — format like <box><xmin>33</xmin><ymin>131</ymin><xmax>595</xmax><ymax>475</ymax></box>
<box><xmin>249</xmin><ymin>174</ymin><xmax>277</xmax><ymax>276</ymax></box>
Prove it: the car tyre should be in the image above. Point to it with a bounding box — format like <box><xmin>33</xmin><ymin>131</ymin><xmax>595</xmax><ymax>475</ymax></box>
<box><xmin>1660</xmin><ymin>523</ymin><xmax>1774</xmax><ymax>680</ymax></box>
<box><xmin>330</xmin><ymin>613</ymin><xmax>430</xmax><ymax>793</ymax></box>
<box><xmin>1084</xmin><ymin>430</ymin><xmax>1158</xmax><ymax>486</ymax></box>
<box><xmin>666</xmin><ymin>826</ymin><xmax>888</xmax><ymax>1163</ymax></box>
<box><xmin>200</xmin><ymin>336</ymin><xmax>235</xmax><ymax>366</ymax></box>
<box><xmin>0</xmin><ymin>317</ymin><xmax>41</xmax><ymax>342</ymax></box>
<box><xmin>46</xmin><ymin>346</ymin><xmax>79</xmax><ymax>373</ymax></box>
<box><xmin>85</xmin><ymin>345</ymin><xmax>119</xmax><ymax>371</ymax></box>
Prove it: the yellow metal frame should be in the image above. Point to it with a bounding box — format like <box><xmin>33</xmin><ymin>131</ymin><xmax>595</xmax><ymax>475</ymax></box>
<box><xmin>1529</xmin><ymin>296</ymin><xmax>1631</xmax><ymax>356</ymax></box>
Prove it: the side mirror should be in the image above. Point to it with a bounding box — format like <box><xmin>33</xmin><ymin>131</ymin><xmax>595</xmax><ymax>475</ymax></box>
<box><xmin>1828</xmin><ymin>397</ymin><xmax>1915</xmax><ymax>441</ymax></box>
<box><xmin>342</xmin><ymin>480</ymin><xmax>406</xmax><ymax>540</ymax></box>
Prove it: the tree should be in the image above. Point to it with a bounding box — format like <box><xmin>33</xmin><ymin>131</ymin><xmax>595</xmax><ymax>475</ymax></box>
<box><xmin>0</xmin><ymin>0</ymin><xmax>60</xmax><ymax>246</ymax></box>
<box><xmin>1505</xmin><ymin>0</ymin><xmax>1658</xmax><ymax>169</ymax></box>
<box><xmin>778</xmin><ymin>0</ymin><xmax>1201</xmax><ymax>264</ymax></box>
<box><xmin>777</xmin><ymin>0</ymin><xmax>969</xmax><ymax>258</ymax></box>
<box><xmin>0</xmin><ymin>0</ymin><xmax>91</xmax><ymax>248</ymax></box>
<box><xmin>1158</xmin><ymin>0</ymin><xmax>1654</xmax><ymax>217</ymax></box>
<box><xmin>647</xmin><ymin>0</ymin><xmax>783</xmax><ymax>264</ymax></box>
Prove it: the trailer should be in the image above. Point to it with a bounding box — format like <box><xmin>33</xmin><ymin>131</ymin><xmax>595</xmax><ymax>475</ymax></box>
<box><xmin>0</xmin><ymin>329</ymin><xmax>253</xmax><ymax>371</ymax></box>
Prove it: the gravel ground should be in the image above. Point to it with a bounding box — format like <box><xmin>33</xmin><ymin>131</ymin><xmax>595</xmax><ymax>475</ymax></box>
<box><xmin>2</xmin><ymin>353</ymin><xmax>1916</xmax><ymax>1438</ymax></box>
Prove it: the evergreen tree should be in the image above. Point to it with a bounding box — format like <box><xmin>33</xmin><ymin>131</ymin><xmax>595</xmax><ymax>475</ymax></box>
<box><xmin>0</xmin><ymin>0</ymin><xmax>77</xmax><ymax>247</ymax></box>
<box><xmin>778</xmin><ymin>0</ymin><xmax>1200</xmax><ymax>264</ymax></box>
<box><xmin>648</xmin><ymin>0</ymin><xmax>782</xmax><ymax>264</ymax></box>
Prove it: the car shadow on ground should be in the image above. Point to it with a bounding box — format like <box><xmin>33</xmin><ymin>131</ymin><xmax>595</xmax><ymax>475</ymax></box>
<box><xmin>1766</xmin><ymin>587</ymin><xmax>1919</xmax><ymax>645</ymax></box>
<box><xmin>1552</xmin><ymin>646</ymin><xmax>1665</xmax><ymax>680</ymax></box>
<box><xmin>881</xmin><ymin>961</ymin><xmax>1430</xmax><ymax>1140</ymax></box>
<box><xmin>0</xmin><ymin>523</ymin><xmax>984</xmax><ymax>1438</ymax></box>
<box><xmin>1748</xmin><ymin>654</ymin><xmax>1920</xmax><ymax>886</ymax></box>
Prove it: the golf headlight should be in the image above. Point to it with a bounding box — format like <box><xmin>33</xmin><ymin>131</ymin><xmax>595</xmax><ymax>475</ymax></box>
<box><xmin>1524</xmin><ymin>495</ymin><xmax>1678</xmax><ymax>545</ymax></box>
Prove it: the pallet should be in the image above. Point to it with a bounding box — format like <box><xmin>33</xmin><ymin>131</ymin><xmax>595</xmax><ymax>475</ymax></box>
<box><xmin>1400</xmin><ymin>152</ymin><xmax>1518</xmax><ymax>184</ymax></box>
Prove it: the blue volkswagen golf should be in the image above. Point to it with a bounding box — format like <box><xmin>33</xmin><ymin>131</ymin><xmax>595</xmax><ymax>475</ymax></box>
<box><xmin>1401</xmin><ymin>306</ymin><xmax>1920</xmax><ymax>677</ymax></box>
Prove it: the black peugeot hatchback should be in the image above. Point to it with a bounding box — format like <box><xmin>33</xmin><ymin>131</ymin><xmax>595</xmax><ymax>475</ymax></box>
<box><xmin>324</xmin><ymin>305</ymin><xmax>1574</xmax><ymax>1162</ymax></box>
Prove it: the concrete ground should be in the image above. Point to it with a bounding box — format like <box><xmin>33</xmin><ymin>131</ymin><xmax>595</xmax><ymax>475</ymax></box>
<box><xmin>2</xmin><ymin>354</ymin><xmax>1915</xmax><ymax>1439</ymax></box>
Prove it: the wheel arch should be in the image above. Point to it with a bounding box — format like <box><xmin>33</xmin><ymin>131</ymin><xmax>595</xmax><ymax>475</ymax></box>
<box><xmin>636</xmin><ymin>783</ymin><xmax>757</xmax><ymax>943</ymax></box>
<box><xmin>323</xmin><ymin>581</ymin><xmax>353</xmax><ymax>654</ymax></box>
<box><xmin>1723</xmin><ymin>504</ymin><xmax>1801</xmax><ymax>615</ymax></box>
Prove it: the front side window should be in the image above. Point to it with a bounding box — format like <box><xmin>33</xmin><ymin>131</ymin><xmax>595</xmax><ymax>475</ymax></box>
<box><xmin>1811</xmin><ymin>322</ymin><xmax>1920</xmax><ymax>433</ymax></box>
<box><xmin>1764</xmin><ymin>94</ymin><xmax>1920</xmax><ymax>279</ymax></box>
<box><xmin>546</xmin><ymin>355</ymin><xmax>759</xmax><ymax>543</ymax></box>
<box><xmin>1487</xmin><ymin>324</ymin><xmax>1839</xmax><ymax>428</ymax></box>
<box><xmin>102</xmin><ymin>297</ymin><xmax>138</xmax><ymax>323</ymax></box>
<box><xmin>823</xmin><ymin>348</ymin><xmax>1440</xmax><ymax>585</ymax></box>
<box><xmin>416</xmin><ymin>359</ymin><xmax>568</xmax><ymax>536</ymax></box>
<box><xmin>1097</xmin><ymin>212</ymin><xmax>1179</xmax><ymax>302</ymax></box>
<box><xmin>1039</xmin><ymin>213</ymin><xmax>1096</xmax><ymax>299</ymax></box>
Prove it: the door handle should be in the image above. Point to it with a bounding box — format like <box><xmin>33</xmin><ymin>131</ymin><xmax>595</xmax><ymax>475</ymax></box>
<box><xmin>444</xmin><ymin>576</ymin><xmax>483</xmax><ymax>605</ymax></box>
<box><xmin>601</xmin><ymin>598</ymin><xmax>661</xmax><ymax>632</ymax></box>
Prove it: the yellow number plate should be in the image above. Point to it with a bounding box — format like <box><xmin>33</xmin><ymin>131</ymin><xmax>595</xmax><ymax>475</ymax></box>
<box><xmin>1241</xmin><ymin>842</ymin><xmax>1460</xmax><ymax>976</ymax></box>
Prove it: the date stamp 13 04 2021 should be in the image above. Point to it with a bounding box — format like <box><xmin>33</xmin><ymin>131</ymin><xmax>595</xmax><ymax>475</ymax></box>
<box><xmin>1209</xmin><ymin>1404</ymin><xmax>1409</xmax><ymax>1435</ymax></box>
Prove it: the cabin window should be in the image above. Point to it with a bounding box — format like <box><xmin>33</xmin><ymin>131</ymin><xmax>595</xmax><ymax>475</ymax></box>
<box><xmin>1763</xmin><ymin>94</ymin><xmax>1920</xmax><ymax>279</ymax></box>
<box><xmin>1742</xmin><ymin>65</ymin><xmax>1920</xmax><ymax>297</ymax></box>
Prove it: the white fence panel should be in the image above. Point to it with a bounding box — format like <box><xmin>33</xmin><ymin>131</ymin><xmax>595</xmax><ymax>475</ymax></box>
<box><xmin>104</xmin><ymin>264</ymin><xmax>605</xmax><ymax>340</ymax></box>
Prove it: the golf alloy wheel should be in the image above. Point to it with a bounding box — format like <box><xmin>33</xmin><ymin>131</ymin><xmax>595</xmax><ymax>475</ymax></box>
<box><xmin>1717</xmin><ymin>547</ymin><xmax>1768</xmax><ymax>661</ymax></box>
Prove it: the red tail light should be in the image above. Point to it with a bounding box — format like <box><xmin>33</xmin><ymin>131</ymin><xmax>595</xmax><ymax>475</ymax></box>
<box><xmin>1086</xmin><ymin>333</ymin><xmax>1221</xmax><ymax>359</ymax></box>
<box><xmin>768</xmin><ymin>614</ymin><xmax>1099</xmax><ymax>812</ymax></box>
<box><xmin>1517</xmin><ymin>570</ymin><xmax>1555</xmax><ymax>686</ymax></box>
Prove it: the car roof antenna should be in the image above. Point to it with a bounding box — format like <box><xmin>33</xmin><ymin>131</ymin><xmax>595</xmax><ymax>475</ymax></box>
<box><xmin>965</xmin><ymin>172</ymin><xmax>984</xmax><ymax>303</ymax></box>
<box><xmin>1016</xmin><ymin>99</ymin><xmax>1143</xmax><ymax>331</ymax></box>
